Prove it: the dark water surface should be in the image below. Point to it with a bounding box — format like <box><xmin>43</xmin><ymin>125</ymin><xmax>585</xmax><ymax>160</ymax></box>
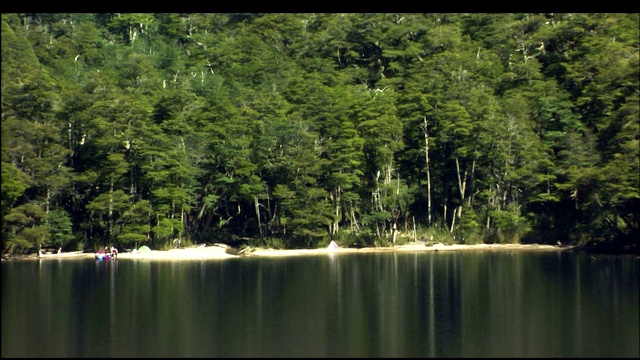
<box><xmin>2</xmin><ymin>250</ymin><xmax>638</xmax><ymax>357</ymax></box>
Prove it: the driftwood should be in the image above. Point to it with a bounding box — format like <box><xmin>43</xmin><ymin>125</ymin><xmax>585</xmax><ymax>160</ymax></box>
<box><xmin>237</xmin><ymin>247</ymin><xmax>253</xmax><ymax>256</ymax></box>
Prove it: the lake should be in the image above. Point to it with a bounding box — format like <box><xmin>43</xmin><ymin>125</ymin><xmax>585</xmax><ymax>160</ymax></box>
<box><xmin>2</xmin><ymin>250</ymin><xmax>638</xmax><ymax>357</ymax></box>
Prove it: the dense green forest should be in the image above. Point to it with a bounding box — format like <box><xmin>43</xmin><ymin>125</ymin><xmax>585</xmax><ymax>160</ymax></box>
<box><xmin>2</xmin><ymin>13</ymin><xmax>638</xmax><ymax>254</ymax></box>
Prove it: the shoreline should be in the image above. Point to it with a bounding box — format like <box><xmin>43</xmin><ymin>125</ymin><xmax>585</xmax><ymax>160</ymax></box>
<box><xmin>1</xmin><ymin>243</ymin><xmax>576</xmax><ymax>262</ymax></box>
<box><xmin>248</xmin><ymin>243</ymin><xmax>574</xmax><ymax>257</ymax></box>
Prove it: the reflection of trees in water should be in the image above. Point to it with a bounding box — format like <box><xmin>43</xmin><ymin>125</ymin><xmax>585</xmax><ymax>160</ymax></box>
<box><xmin>429</xmin><ymin>251</ymin><xmax>435</xmax><ymax>357</ymax></box>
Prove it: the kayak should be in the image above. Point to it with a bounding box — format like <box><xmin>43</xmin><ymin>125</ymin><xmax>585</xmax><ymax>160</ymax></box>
<box><xmin>95</xmin><ymin>253</ymin><xmax>114</xmax><ymax>260</ymax></box>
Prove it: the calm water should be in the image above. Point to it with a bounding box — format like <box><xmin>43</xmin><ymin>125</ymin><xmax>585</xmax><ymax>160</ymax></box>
<box><xmin>2</xmin><ymin>250</ymin><xmax>639</xmax><ymax>357</ymax></box>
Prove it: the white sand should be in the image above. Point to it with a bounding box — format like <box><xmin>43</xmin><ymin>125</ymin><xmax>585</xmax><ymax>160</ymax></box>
<box><xmin>248</xmin><ymin>243</ymin><xmax>570</xmax><ymax>257</ymax></box>
<box><xmin>118</xmin><ymin>246</ymin><xmax>237</xmax><ymax>260</ymax></box>
<box><xmin>5</xmin><ymin>243</ymin><xmax>572</xmax><ymax>261</ymax></box>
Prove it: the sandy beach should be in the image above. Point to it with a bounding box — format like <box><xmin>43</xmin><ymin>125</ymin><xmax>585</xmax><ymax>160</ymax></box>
<box><xmin>248</xmin><ymin>243</ymin><xmax>571</xmax><ymax>257</ymax></box>
<box><xmin>2</xmin><ymin>243</ymin><xmax>573</xmax><ymax>261</ymax></box>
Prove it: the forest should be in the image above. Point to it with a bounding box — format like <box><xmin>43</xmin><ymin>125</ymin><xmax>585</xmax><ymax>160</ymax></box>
<box><xmin>1</xmin><ymin>13</ymin><xmax>638</xmax><ymax>254</ymax></box>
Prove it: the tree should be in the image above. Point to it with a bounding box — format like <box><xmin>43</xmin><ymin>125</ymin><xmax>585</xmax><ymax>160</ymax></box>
<box><xmin>46</xmin><ymin>209</ymin><xmax>75</xmax><ymax>250</ymax></box>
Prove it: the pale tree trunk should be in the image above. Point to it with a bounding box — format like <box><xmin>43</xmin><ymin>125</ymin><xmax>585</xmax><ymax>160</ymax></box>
<box><xmin>392</xmin><ymin>222</ymin><xmax>397</xmax><ymax>246</ymax></box>
<box><xmin>332</xmin><ymin>188</ymin><xmax>341</xmax><ymax>235</ymax></box>
<box><xmin>451</xmin><ymin>157</ymin><xmax>468</xmax><ymax>233</ymax></box>
<box><xmin>386</xmin><ymin>165</ymin><xmax>394</xmax><ymax>239</ymax></box>
<box><xmin>373</xmin><ymin>170</ymin><xmax>384</xmax><ymax>238</ymax></box>
<box><xmin>455</xmin><ymin>157</ymin><xmax>468</xmax><ymax>218</ymax></box>
<box><xmin>198</xmin><ymin>200</ymin><xmax>206</xmax><ymax>220</ymax></box>
<box><xmin>392</xmin><ymin>173</ymin><xmax>400</xmax><ymax>246</ymax></box>
<box><xmin>109</xmin><ymin>179</ymin><xmax>114</xmax><ymax>240</ymax></box>
<box><xmin>468</xmin><ymin>155</ymin><xmax>477</xmax><ymax>207</ymax></box>
<box><xmin>423</xmin><ymin>117</ymin><xmax>432</xmax><ymax>226</ymax></box>
<box><xmin>373</xmin><ymin>170</ymin><xmax>383</xmax><ymax>211</ymax></box>
<box><xmin>443</xmin><ymin>202</ymin><xmax>448</xmax><ymax>231</ymax></box>
<box><xmin>350</xmin><ymin>207</ymin><xmax>355</xmax><ymax>233</ymax></box>
<box><xmin>254</xmin><ymin>196</ymin><xmax>263</xmax><ymax>237</ymax></box>
<box><xmin>486</xmin><ymin>183</ymin><xmax>492</xmax><ymax>229</ymax></box>
<box><xmin>350</xmin><ymin>202</ymin><xmax>360</xmax><ymax>232</ymax></box>
<box><xmin>329</xmin><ymin>192</ymin><xmax>338</xmax><ymax>235</ymax></box>
<box><xmin>449</xmin><ymin>207</ymin><xmax>456</xmax><ymax>233</ymax></box>
<box><xmin>384</xmin><ymin>163</ymin><xmax>396</xmax><ymax>240</ymax></box>
<box><xmin>181</xmin><ymin>208</ymin><xmax>185</xmax><ymax>240</ymax></box>
<box><xmin>413</xmin><ymin>216</ymin><xmax>417</xmax><ymax>242</ymax></box>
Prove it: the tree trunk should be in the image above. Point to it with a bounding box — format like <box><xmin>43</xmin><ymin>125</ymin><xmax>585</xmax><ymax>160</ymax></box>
<box><xmin>449</xmin><ymin>207</ymin><xmax>456</xmax><ymax>233</ymax></box>
<box><xmin>468</xmin><ymin>155</ymin><xmax>476</xmax><ymax>206</ymax></box>
<box><xmin>392</xmin><ymin>221</ymin><xmax>397</xmax><ymax>246</ymax></box>
<box><xmin>413</xmin><ymin>216</ymin><xmax>417</xmax><ymax>242</ymax></box>
<box><xmin>443</xmin><ymin>202</ymin><xmax>448</xmax><ymax>230</ymax></box>
<box><xmin>333</xmin><ymin>188</ymin><xmax>341</xmax><ymax>235</ymax></box>
<box><xmin>350</xmin><ymin>203</ymin><xmax>360</xmax><ymax>232</ymax></box>
<box><xmin>254</xmin><ymin>196</ymin><xmax>263</xmax><ymax>237</ymax></box>
<box><xmin>452</xmin><ymin>157</ymin><xmax>468</xmax><ymax>232</ymax></box>
<box><xmin>109</xmin><ymin>180</ymin><xmax>114</xmax><ymax>240</ymax></box>
<box><xmin>486</xmin><ymin>183</ymin><xmax>492</xmax><ymax>229</ymax></box>
<box><xmin>181</xmin><ymin>208</ymin><xmax>186</xmax><ymax>240</ymax></box>
<box><xmin>423</xmin><ymin>117</ymin><xmax>432</xmax><ymax>226</ymax></box>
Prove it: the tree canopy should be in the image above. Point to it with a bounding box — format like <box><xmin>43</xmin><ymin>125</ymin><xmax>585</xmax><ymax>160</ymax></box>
<box><xmin>2</xmin><ymin>13</ymin><xmax>638</xmax><ymax>254</ymax></box>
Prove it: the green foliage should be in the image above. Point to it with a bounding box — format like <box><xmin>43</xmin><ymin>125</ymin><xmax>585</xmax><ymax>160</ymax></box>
<box><xmin>1</xmin><ymin>162</ymin><xmax>29</xmax><ymax>215</ymax></box>
<box><xmin>418</xmin><ymin>226</ymin><xmax>456</xmax><ymax>246</ymax></box>
<box><xmin>118</xmin><ymin>199</ymin><xmax>151</xmax><ymax>248</ymax></box>
<box><xmin>46</xmin><ymin>209</ymin><xmax>75</xmax><ymax>249</ymax></box>
<box><xmin>488</xmin><ymin>208</ymin><xmax>531</xmax><ymax>244</ymax></box>
<box><xmin>257</xmin><ymin>237</ymin><xmax>287</xmax><ymax>250</ymax></box>
<box><xmin>2</xmin><ymin>202</ymin><xmax>48</xmax><ymax>253</ymax></box>
<box><xmin>457</xmin><ymin>206</ymin><xmax>484</xmax><ymax>244</ymax></box>
<box><xmin>151</xmin><ymin>218</ymin><xmax>176</xmax><ymax>241</ymax></box>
